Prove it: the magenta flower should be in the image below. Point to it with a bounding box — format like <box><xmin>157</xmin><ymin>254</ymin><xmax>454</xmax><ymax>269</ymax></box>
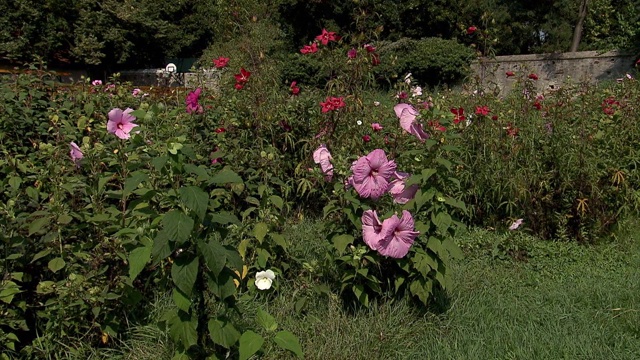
<box><xmin>387</xmin><ymin>172</ymin><xmax>419</xmax><ymax>204</ymax></box>
<box><xmin>371</xmin><ymin>123</ymin><xmax>383</xmax><ymax>132</ymax></box>
<box><xmin>377</xmin><ymin>210</ymin><xmax>419</xmax><ymax>258</ymax></box>
<box><xmin>91</xmin><ymin>80</ymin><xmax>102</xmax><ymax>86</ymax></box>
<box><xmin>393</xmin><ymin>103</ymin><xmax>430</xmax><ymax>141</ymax></box>
<box><xmin>347</xmin><ymin>48</ymin><xmax>357</xmax><ymax>59</ymax></box>
<box><xmin>313</xmin><ymin>144</ymin><xmax>334</xmax><ymax>181</ymax></box>
<box><xmin>186</xmin><ymin>88</ymin><xmax>204</xmax><ymax>114</ymax></box>
<box><xmin>350</xmin><ymin>149</ymin><xmax>397</xmax><ymax>200</ymax></box>
<box><xmin>69</xmin><ymin>142</ymin><xmax>83</xmax><ymax>167</ymax></box>
<box><xmin>362</xmin><ymin>210</ymin><xmax>384</xmax><ymax>251</ymax></box>
<box><xmin>107</xmin><ymin>108</ymin><xmax>138</xmax><ymax>140</ymax></box>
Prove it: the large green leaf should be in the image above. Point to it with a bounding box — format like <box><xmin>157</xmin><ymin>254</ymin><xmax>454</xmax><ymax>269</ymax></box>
<box><xmin>210</xmin><ymin>212</ymin><xmax>240</xmax><ymax>225</ymax></box>
<box><xmin>152</xmin><ymin>230</ymin><xmax>172</xmax><ymax>263</ymax></box>
<box><xmin>256</xmin><ymin>308</ymin><xmax>278</xmax><ymax>332</ymax></box>
<box><xmin>238</xmin><ymin>331</ymin><xmax>264</xmax><ymax>360</ymax></box>
<box><xmin>198</xmin><ymin>239</ymin><xmax>226</xmax><ymax>277</ymax></box>
<box><xmin>123</xmin><ymin>171</ymin><xmax>148</xmax><ymax>197</ymax></box>
<box><xmin>332</xmin><ymin>234</ymin><xmax>354</xmax><ymax>255</ymax></box>
<box><xmin>179</xmin><ymin>186</ymin><xmax>208</xmax><ymax>220</ymax></box>
<box><xmin>253</xmin><ymin>222</ymin><xmax>268</xmax><ymax>244</ymax></box>
<box><xmin>274</xmin><ymin>331</ymin><xmax>303</xmax><ymax>359</ymax></box>
<box><xmin>162</xmin><ymin>210</ymin><xmax>194</xmax><ymax>245</ymax></box>
<box><xmin>171</xmin><ymin>256</ymin><xmax>199</xmax><ymax>296</ymax></box>
<box><xmin>128</xmin><ymin>244</ymin><xmax>151</xmax><ymax>280</ymax></box>
<box><xmin>172</xmin><ymin>288</ymin><xmax>191</xmax><ymax>313</ymax></box>
<box><xmin>209</xmin><ymin>169</ymin><xmax>242</xmax><ymax>184</ymax></box>
<box><xmin>168</xmin><ymin>311</ymin><xmax>198</xmax><ymax>350</ymax></box>
<box><xmin>209</xmin><ymin>318</ymin><xmax>240</xmax><ymax>349</ymax></box>
<box><xmin>48</xmin><ymin>258</ymin><xmax>65</xmax><ymax>273</ymax></box>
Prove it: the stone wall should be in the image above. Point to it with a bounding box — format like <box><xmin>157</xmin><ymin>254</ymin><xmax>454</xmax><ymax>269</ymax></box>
<box><xmin>471</xmin><ymin>50</ymin><xmax>637</xmax><ymax>95</ymax></box>
<box><xmin>118</xmin><ymin>69</ymin><xmax>221</xmax><ymax>90</ymax></box>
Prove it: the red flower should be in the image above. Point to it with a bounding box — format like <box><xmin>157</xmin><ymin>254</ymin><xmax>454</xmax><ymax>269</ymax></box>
<box><xmin>475</xmin><ymin>105</ymin><xmax>490</xmax><ymax>116</ymax></box>
<box><xmin>451</xmin><ymin>107</ymin><xmax>466</xmax><ymax>124</ymax></box>
<box><xmin>601</xmin><ymin>96</ymin><xmax>620</xmax><ymax>115</ymax></box>
<box><xmin>234</xmin><ymin>83</ymin><xmax>244</xmax><ymax>90</ymax></box>
<box><xmin>533</xmin><ymin>101</ymin><xmax>542</xmax><ymax>110</ymax></box>
<box><xmin>315</xmin><ymin>29</ymin><xmax>340</xmax><ymax>46</ymax></box>
<box><xmin>215</xmin><ymin>127</ymin><xmax>226</xmax><ymax>133</ymax></box>
<box><xmin>320</xmin><ymin>96</ymin><xmax>346</xmax><ymax>113</ymax></box>
<box><xmin>528</xmin><ymin>73</ymin><xmax>539</xmax><ymax>80</ymax></box>
<box><xmin>362</xmin><ymin>134</ymin><xmax>372</xmax><ymax>143</ymax></box>
<box><xmin>213</xmin><ymin>56</ymin><xmax>229</xmax><ymax>69</ymax></box>
<box><xmin>428</xmin><ymin>120</ymin><xmax>446</xmax><ymax>132</ymax></box>
<box><xmin>506</xmin><ymin>71</ymin><xmax>515</xmax><ymax>77</ymax></box>
<box><xmin>506</xmin><ymin>123</ymin><xmax>519</xmax><ymax>137</ymax></box>
<box><xmin>363</xmin><ymin>44</ymin><xmax>376</xmax><ymax>53</ymax></box>
<box><xmin>300</xmin><ymin>42</ymin><xmax>319</xmax><ymax>54</ymax></box>
<box><xmin>371</xmin><ymin>53</ymin><xmax>380</xmax><ymax>66</ymax></box>
<box><xmin>397</xmin><ymin>91</ymin><xmax>407</xmax><ymax>100</ymax></box>
<box><xmin>491</xmin><ymin>115</ymin><xmax>498</xmax><ymax>121</ymax></box>
<box><xmin>347</xmin><ymin>48</ymin><xmax>357</xmax><ymax>59</ymax></box>
<box><xmin>290</xmin><ymin>81</ymin><xmax>300</xmax><ymax>95</ymax></box>
<box><xmin>467</xmin><ymin>26</ymin><xmax>477</xmax><ymax>35</ymax></box>
<box><xmin>234</xmin><ymin>68</ymin><xmax>251</xmax><ymax>84</ymax></box>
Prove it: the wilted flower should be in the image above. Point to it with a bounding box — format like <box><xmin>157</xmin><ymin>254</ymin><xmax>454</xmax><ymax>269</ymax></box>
<box><xmin>509</xmin><ymin>219</ymin><xmax>524</xmax><ymax>230</ymax></box>
<box><xmin>377</xmin><ymin>211</ymin><xmax>420</xmax><ymax>258</ymax></box>
<box><xmin>371</xmin><ymin>123</ymin><xmax>383</xmax><ymax>132</ymax></box>
<box><xmin>347</xmin><ymin>48</ymin><xmax>357</xmax><ymax>59</ymax></box>
<box><xmin>213</xmin><ymin>56</ymin><xmax>230</xmax><ymax>69</ymax></box>
<box><xmin>313</xmin><ymin>144</ymin><xmax>333</xmax><ymax>181</ymax></box>
<box><xmin>69</xmin><ymin>142</ymin><xmax>83</xmax><ymax>167</ymax></box>
<box><xmin>396</xmin><ymin>91</ymin><xmax>408</xmax><ymax>100</ymax></box>
<box><xmin>373</xmin><ymin>101</ymin><xmax>380</xmax><ymax>107</ymax></box>
<box><xmin>350</xmin><ymin>149</ymin><xmax>397</xmax><ymax>200</ymax></box>
<box><xmin>290</xmin><ymin>81</ymin><xmax>300</xmax><ymax>95</ymax></box>
<box><xmin>107</xmin><ymin>108</ymin><xmax>138</xmax><ymax>140</ymax></box>
<box><xmin>255</xmin><ymin>270</ymin><xmax>276</xmax><ymax>290</ymax></box>
<box><xmin>506</xmin><ymin>71</ymin><xmax>515</xmax><ymax>77</ymax></box>
<box><xmin>411</xmin><ymin>86</ymin><xmax>422</xmax><ymax>97</ymax></box>
<box><xmin>528</xmin><ymin>73</ymin><xmax>539</xmax><ymax>80</ymax></box>
<box><xmin>394</xmin><ymin>103</ymin><xmax>430</xmax><ymax>141</ymax></box>
<box><xmin>363</xmin><ymin>44</ymin><xmax>376</xmax><ymax>53</ymax></box>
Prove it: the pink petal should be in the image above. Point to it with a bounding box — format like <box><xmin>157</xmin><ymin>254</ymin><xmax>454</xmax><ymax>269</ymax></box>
<box><xmin>108</xmin><ymin>108</ymin><xmax>123</xmax><ymax>124</ymax></box>
<box><xmin>121</xmin><ymin>108</ymin><xmax>137</xmax><ymax>124</ymax></box>
<box><xmin>393</xmin><ymin>103</ymin><xmax>415</xmax><ymax>119</ymax></box>
<box><xmin>376</xmin><ymin>159</ymin><xmax>397</xmax><ymax>181</ymax></box>
<box><xmin>377</xmin><ymin>211</ymin><xmax>419</xmax><ymax>258</ymax></box>
<box><xmin>351</xmin><ymin>156</ymin><xmax>371</xmax><ymax>183</ymax></box>
<box><xmin>119</xmin><ymin>122</ymin><xmax>138</xmax><ymax>134</ymax></box>
<box><xmin>399</xmin><ymin>108</ymin><xmax>418</xmax><ymax>133</ymax></box>
<box><xmin>114</xmin><ymin>129</ymin><xmax>131</xmax><ymax>140</ymax></box>
<box><xmin>362</xmin><ymin>210</ymin><xmax>383</xmax><ymax>250</ymax></box>
<box><xmin>409</xmin><ymin>123</ymin><xmax>430</xmax><ymax>141</ymax></box>
<box><xmin>365</xmin><ymin>149</ymin><xmax>388</xmax><ymax>170</ymax></box>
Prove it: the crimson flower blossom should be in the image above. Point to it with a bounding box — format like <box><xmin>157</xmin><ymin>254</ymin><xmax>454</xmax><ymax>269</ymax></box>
<box><xmin>300</xmin><ymin>43</ymin><xmax>318</xmax><ymax>54</ymax></box>
<box><xmin>451</xmin><ymin>107</ymin><xmax>466</xmax><ymax>124</ymax></box>
<box><xmin>506</xmin><ymin>71</ymin><xmax>515</xmax><ymax>77</ymax></box>
<box><xmin>387</xmin><ymin>172</ymin><xmax>419</xmax><ymax>205</ymax></box>
<box><xmin>371</xmin><ymin>53</ymin><xmax>380</xmax><ymax>66</ymax></box>
<box><xmin>313</xmin><ymin>144</ymin><xmax>333</xmax><ymax>181</ymax></box>
<box><xmin>475</xmin><ymin>106</ymin><xmax>490</xmax><ymax>116</ymax></box>
<box><xmin>234</xmin><ymin>68</ymin><xmax>251</xmax><ymax>85</ymax></box>
<box><xmin>350</xmin><ymin>149</ymin><xmax>397</xmax><ymax>200</ymax></box>
<box><xmin>185</xmin><ymin>88</ymin><xmax>203</xmax><ymax>114</ymax></box>
<box><xmin>320</xmin><ymin>96</ymin><xmax>345</xmax><ymax>113</ymax></box>
<box><xmin>533</xmin><ymin>101</ymin><xmax>542</xmax><ymax>110</ymax></box>
<box><xmin>69</xmin><ymin>142</ymin><xmax>83</xmax><ymax>167</ymax></box>
<box><xmin>528</xmin><ymin>73</ymin><xmax>539</xmax><ymax>80</ymax></box>
<box><xmin>491</xmin><ymin>115</ymin><xmax>498</xmax><ymax>121</ymax></box>
<box><xmin>377</xmin><ymin>210</ymin><xmax>420</xmax><ymax>258</ymax></box>
<box><xmin>394</xmin><ymin>103</ymin><xmax>430</xmax><ymax>141</ymax></box>
<box><xmin>467</xmin><ymin>26</ymin><xmax>477</xmax><ymax>35</ymax></box>
<box><xmin>315</xmin><ymin>29</ymin><xmax>340</xmax><ymax>45</ymax></box>
<box><xmin>213</xmin><ymin>56</ymin><xmax>230</xmax><ymax>69</ymax></box>
<box><xmin>362</xmin><ymin>210</ymin><xmax>384</xmax><ymax>251</ymax></box>
<box><xmin>347</xmin><ymin>48</ymin><xmax>357</xmax><ymax>59</ymax></box>
<box><xmin>362</xmin><ymin>135</ymin><xmax>371</xmax><ymax>142</ymax></box>
<box><xmin>363</xmin><ymin>44</ymin><xmax>376</xmax><ymax>53</ymax></box>
<box><xmin>290</xmin><ymin>81</ymin><xmax>300</xmax><ymax>95</ymax></box>
<box><xmin>215</xmin><ymin>127</ymin><xmax>226</xmax><ymax>133</ymax></box>
<box><xmin>107</xmin><ymin>108</ymin><xmax>138</xmax><ymax>140</ymax></box>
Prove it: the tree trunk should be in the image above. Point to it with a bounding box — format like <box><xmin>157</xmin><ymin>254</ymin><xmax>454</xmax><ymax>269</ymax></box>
<box><xmin>570</xmin><ymin>0</ymin><xmax>589</xmax><ymax>52</ymax></box>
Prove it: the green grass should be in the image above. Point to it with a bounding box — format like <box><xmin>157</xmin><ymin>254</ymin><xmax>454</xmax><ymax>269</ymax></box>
<box><xmin>88</xmin><ymin>221</ymin><xmax>640</xmax><ymax>360</ymax></box>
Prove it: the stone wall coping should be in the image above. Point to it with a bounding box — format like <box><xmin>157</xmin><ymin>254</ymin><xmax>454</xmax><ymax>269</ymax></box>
<box><xmin>476</xmin><ymin>50</ymin><xmax>636</xmax><ymax>64</ymax></box>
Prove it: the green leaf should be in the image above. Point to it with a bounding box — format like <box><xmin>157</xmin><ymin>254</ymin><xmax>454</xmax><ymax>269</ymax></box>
<box><xmin>28</xmin><ymin>217</ymin><xmax>49</xmax><ymax>236</ymax></box>
<box><xmin>198</xmin><ymin>239</ymin><xmax>226</xmax><ymax>277</ymax></box>
<box><xmin>432</xmin><ymin>212</ymin><xmax>452</xmax><ymax>233</ymax></box>
<box><xmin>129</xmin><ymin>245</ymin><xmax>152</xmax><ymax>280</ymax></box>
<box><xmin>31</xmin><ymin>249</ymin><xmax>52</xmax><ymax>263</ymax></box>
<box><xmin>179</xmin><ymin>186</ymin><xmax>208</xmax><ymax>220</ymax></box>
<box><xmin>0</xmin><ymin>281</ymin><xmax>21</xmax><ymax>304</ymax></box>
<box><xmin>332</xmin><ymin>234</ymin><xmax>354</xmax><ymax>255</ymax></box>
<box><xmin>238</xmin><ymin>331</ymin><xmax>264</xmax><ymax>360</ymax></box>
<box><xmin>409</xmin><ymin>279</ymin><xmax>432</xmax><ymax>305</ymax></box>
<box><xmin>48</xmin><ymin>258</ymin><xmax>65</xmax><ymax>273</ymax></box>
<box><xmin>209</xmin><ymin>318</ymin><xmax>240</xmax><ymax>349</ymax></box>
<box><xmin>130</xmin><ymin>109</ymin><xmax>147</xmax><ymax>118</ymax></box>
<box><xmin>442</xmin><ymin>237</ymin><xmax>463</xmax><ymax>259</ymax></box>
<box><xmin>171</xmin><ymin>256</ymin><xmax>199</xmax><ymax>296</ymax></box>
<box><xmin>210</xmin><ymin>169</ymin><xmax>243</xmax><ymax>184</ymax></box>
<box><xmin>420</xmin><ymin>168</ymin><xmax>437</xmax><ymax>183</ymax></box>
<box><xmin>57</xmin><ymin>214</ymin><xmax>73</xmax><ymax>225</ymax></box>
<box><xmin>270</xmin><ymin>233</ymin><xmax>287</xmax><ymax>249</ymax></box>
<box><xmin>269</xmin><ymin>195</ymin><xmax>284</xmax><ymax>210</ymax></box>
<box><xmin>210</xmin><ymin>212</ymin><xmax>241</xmax><ymax>225</ymax></box>
<box><xmin>183</xmin><ymin>164</ymin><xmax>210</xmax><ymax>181</ymax></box>
<box><xmin>256</xmin><ymin>308</ymin><xmax>278</xmax><ymax>332</ymax></box>
<box><xmin>253</xmin><ymin>222</ymin><xmax>268</xmax><ymax>243</ymax></box>
<box><xmin>274</xmin><ymin>331</ymin><xmax>303</xmax><ymax>359</ymax></box>
<box><xmin>208</xmin><ymin>269</ymin><xmax>237</xmax><ymax>300</ymax></box>
<box><xmin>152</xmin><ymin>231</ymin><xmax>172</xmax><ymax>263</ymax></box>
<box><xmin>172</xmin><ymin>288</ymin><xmax>191</xmax><ymax>313</ymax></box>
<box><xmin>123</xmin><ymin>171</ymin><xmax>148</xmax><ymax>197</ymax></box>
<box><xmin>168</xmin><ymin>311</ymin><xmax>198</xmax><ymax>350</ymax></box>
<box><xmin>162</xmin><ymin>210</ymin><xmax>194</xmax><ymax>245</ymax></box>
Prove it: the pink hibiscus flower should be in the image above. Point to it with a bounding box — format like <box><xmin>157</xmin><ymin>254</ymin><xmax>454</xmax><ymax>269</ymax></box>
<box><xmin>362</xmin><ymin>210</ymin><xmax>384</xmax><ymax>251</ymax></box>
<box><xmin>313</xmin><ymin>144</ymin><xmax>334</xmax><ymax>181</ymax></box>
<box><xmin>377</xmin><ymin>210</ymin><xmax>419</xmax><ymax>258</ymax></box>
<box><xmin>69</xmin><ymin>142</ymin><xmax>83</xmax><ymax>167</ymax></box>
<box><xmin>107</xmin><ymin>108</ymin><xmax>138</xmax><ymax>140</ymax></box>
<box><xmin>387</xmin><ymin>172</ymin><xmax>419</xmax><ymax>204</ymax></box>
<box><xmin>393</xmin><ymin>103</ymin><xmax>430</xmax><ymax>141</ymax></box>
<box><xmin>350</xmin><ymin>149</ymin><xmax>397</xmax><ymax>200</ymax></box>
